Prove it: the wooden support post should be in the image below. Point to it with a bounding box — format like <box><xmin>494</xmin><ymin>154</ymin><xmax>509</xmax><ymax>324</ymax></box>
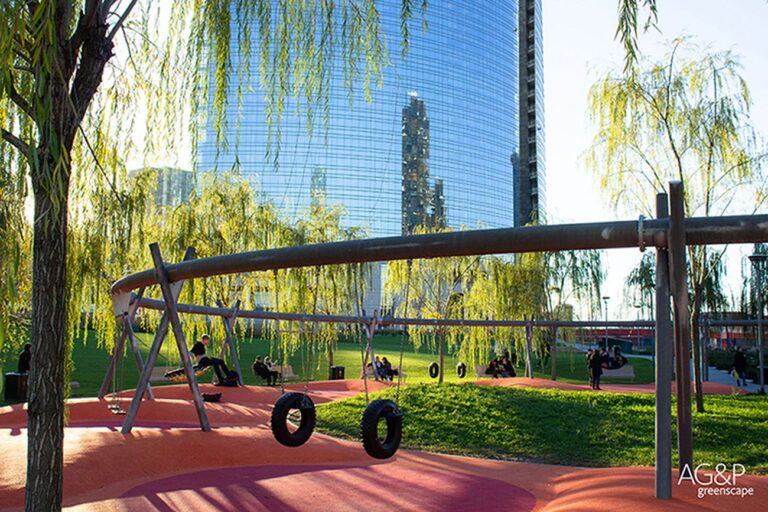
<box><xmin>150</xmin><ymin>244</ymin><xmax>211</xmax><ymax>431</ymax></box>
<box><xmin>219</xmin><ymin>300</ymin><xmax>244</xmax><ymax>386</ymax></box>
<box><xmin>655</xmin><ymin>192</ymin><xmax>673</xmax><ymax>500</ymax></box>
<box><xmin>122</xmin><ymin>247</ymin><xmax>200</xmax><ymax>434</ymax></box>
<box><xmin>700</xmin><ymin>325</ymin><xmax>709</xmax><ymax>382</ymax></box>
<box><xmin>366</xmin><ymin>313</ymin><xmax>379</xmax><ymax>381</ymax></box>
<box><xmin>125</xmin><ymin>320</ymin><xmax>154</xmax><ymax>401</ymax></box>
<box><xmin>667</xmin><ymin>182</ymin><xmax>694</xmax><ymax>472</ymax></box>
<box><xmin>99</xmin><ymin>288</ymin><xmax>147</xmax><ymax>399</ymax></box>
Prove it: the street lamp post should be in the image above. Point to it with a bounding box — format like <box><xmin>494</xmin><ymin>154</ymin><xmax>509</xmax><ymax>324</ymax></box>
<box><xmin>603</xmin><ymin>296</ymin><xmax>610</xmax><ymax>350</ymax></box>
<box><xmin>749</xmin><ymin>254</ymin><xmax>767</xmax><ymax>393</ymax></box>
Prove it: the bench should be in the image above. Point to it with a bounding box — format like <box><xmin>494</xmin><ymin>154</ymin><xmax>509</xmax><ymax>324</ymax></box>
<box><xmin>271</xmin><ymin>364</ymin><xmax>299</xmax><ymax>381</ymax></box>
<box><xmin>602</xmin><ymin>365</ymin><xmax>635</xmax><ymax>379</ymax></box>
<box><xmin>361</xmin><ymin>365</ymin><xmax>406</xmax><ymax>383</ymax></box>
<box><xmin>474</xmin><ymin>365</ymin><xmax>519</xmax><ymax>379</ymax></box>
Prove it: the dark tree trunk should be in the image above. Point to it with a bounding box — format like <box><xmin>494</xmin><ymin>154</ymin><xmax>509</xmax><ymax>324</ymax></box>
<box><xmin>550</xmin><ymin>326</ymin><xmax>557</xmax><ymax>381</ymax></box>
<box><xmin>438</xmin><ymin>330</ymin><xmax>445</xmax><ymax>384</ymax></box>
<box><xmin>26</xmin><ymin>181</ymin><xmax>70</xmax><ymax>512</ymax></box>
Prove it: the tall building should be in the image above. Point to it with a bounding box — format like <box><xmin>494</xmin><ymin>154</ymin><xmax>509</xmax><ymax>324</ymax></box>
<box><xmin>129</xmin><ymin>167</ymin><xmax>194</xmax><ymax>208</ymax></box>
<box><xmin>401</xmin><ymin>92</ymin><xmax>445</xmax><ymax>235</ymax></box>
<box><xmin>516</xmin><ymin>0</ymin><xmax>546</xmax><ymax>226</ymax></box>
<box><xmin>198</xmin><ymin>1</ymin><xmax>530</xmax><ymax>238</ymax></box>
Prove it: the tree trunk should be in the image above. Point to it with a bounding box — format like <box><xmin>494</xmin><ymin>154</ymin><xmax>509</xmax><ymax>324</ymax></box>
<box><xmin>438</xmin><ymin>330</ymin><xmax>445</xmax><ymax>384</ymax></box>
<box><xmin>550</xmin><ymin>326</ymin><xmax>557</xmax><ymax>381</ymax></box>
<box><xmin>26</xmin><ymin>185</ymin><xmax>69</xmax><ymax>512</ymax></box>
<box><xmin>691</xmin><ymin>294</ymin><xmax>705</xmax><ymax>413</ymax></box>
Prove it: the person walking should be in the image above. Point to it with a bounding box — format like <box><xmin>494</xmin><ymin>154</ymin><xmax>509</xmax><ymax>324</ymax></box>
<box><xmin>733</xmin><ymin>346</ymin><xmax>748</xmax><ymax>387</ymax></box>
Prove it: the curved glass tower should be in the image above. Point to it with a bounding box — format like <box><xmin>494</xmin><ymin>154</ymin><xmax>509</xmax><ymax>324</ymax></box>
<box><xmin>198</xmin><ymin>1</ymin><xmax>525</xmax><ymax>237</ymax></box>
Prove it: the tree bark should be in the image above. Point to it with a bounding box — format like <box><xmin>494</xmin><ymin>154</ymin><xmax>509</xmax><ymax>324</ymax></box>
<box><xmin>550</xmin><ymin>326</ymin><xmax>558</xmax><ymax>381</ymax></box>
<box><xmin>26</xmin><ymin>183</ymin><xmax>69</xmax><ymax>512</ymax></box>
<box><xmin>438</xmin><ymin>330</ymin><xmax>445</xmax><ymax>384</ymax></box>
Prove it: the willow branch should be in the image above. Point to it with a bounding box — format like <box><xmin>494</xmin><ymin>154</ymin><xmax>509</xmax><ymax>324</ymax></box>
<box><xmin>107</xmin><ymin>0</ymin><xmax>139</xmax><ymax>41</ymax></box>
<box><xmin>8</xmin><ymin>82</ymin><xmax>37</xmax><ymax>123</ymax></box>
<box><xmin>1</xmin><ymin>129</ymin><xmax>30</xmax><ymax>158</ymax></box>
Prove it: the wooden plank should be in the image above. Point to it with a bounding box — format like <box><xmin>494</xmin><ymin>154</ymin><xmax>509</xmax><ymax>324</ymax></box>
<box><xmin>150</xmin><ymin>244</ymin><xmax>211</xmax><ymax>432</ymax></box>
<box><xmin>126</xmin><ymin>319</ymin><xmax>154</xmax><ymax>400</ymax></box>
<box><xmin>220</xmin><ymin>300</ymin><xmax>243</xmax><ymax>386</ymax></box>
<box><xmin>668</xmin><ymin>182</ymin><xmax>693</xmax><ymax>472</ymax></box>
<box><xmin>121</xmin><ymin>248</ymin><xmax>195</xmax><ymax>434</ymax></box>
<box><xmin>655</xmin><ymin>192</ymin><xmax>673</xmax><ymax>499</ymax></box>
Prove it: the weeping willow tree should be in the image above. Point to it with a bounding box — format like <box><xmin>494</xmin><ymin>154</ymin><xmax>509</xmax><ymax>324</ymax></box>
<box><xmin>586</xmin><ymin>39</ymin><xmax>768</xmax><ymax>412</ymax></box>
<box><xmin>384</xmin><ymin>227</ymin><xmax>480</xmax><ymax>383</ymax></box>
<box><xmin>270</xmin><ymin>198</ymin><xmax>364</xmax><ymax>379</ymax></box>
<box><xmin>0</xmin><ymin>1</ymin><xmax>427</xmax><ymax>509</ymax></box>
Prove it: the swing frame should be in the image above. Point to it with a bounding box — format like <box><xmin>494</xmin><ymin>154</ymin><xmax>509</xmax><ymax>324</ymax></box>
<box><xmin>108</xmin><ymin>183</ymin><xmax>768</xmax><ymax>500</ymax></box>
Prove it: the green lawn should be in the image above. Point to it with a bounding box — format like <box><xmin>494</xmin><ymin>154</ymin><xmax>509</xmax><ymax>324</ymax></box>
<box><xmin>2</xmin><ymin>330</ymin><xmax>652</xmax><ymax>403</ymax></box>
<box><xmin>315</xmin><ymin>383</ymin><xmax>768</xmax><ymax>474</ymax></box>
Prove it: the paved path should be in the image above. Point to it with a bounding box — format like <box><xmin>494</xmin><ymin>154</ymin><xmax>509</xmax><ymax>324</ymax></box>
<box><xmin>1</xmin><ymin>381</ymin><xmax>765</xmax><ymax>511</ymax></box>
<box><xmin>705</xmin><ymin>365</ymin><xmax>763</xmax><ymax>393</ymax></box>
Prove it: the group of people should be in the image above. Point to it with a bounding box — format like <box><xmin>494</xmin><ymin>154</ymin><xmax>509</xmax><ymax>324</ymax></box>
<box><xmin>252</xmin><ymin>356</ymin><xmax>281</xmax><ymax>386</ymax></box>
<box><xmin>585</xmin><ymin>345</ymin><xmax>626</xmax><ymax>390</ymax></box>
<box><xmin>368</xmin><ymin>355</ymin><xmax>399</xmax><ymax>381</ymax></box>
<box><xmin>485</xmin><ymin>356</ymin><xmax>516</xmax><ymax>378</ymax></box>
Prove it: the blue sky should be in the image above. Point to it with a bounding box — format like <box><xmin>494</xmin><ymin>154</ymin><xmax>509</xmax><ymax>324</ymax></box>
<box><xmin>544</xmin><ymin>0</ymin><xmax>768</xmax><ymax>318</ymax></box>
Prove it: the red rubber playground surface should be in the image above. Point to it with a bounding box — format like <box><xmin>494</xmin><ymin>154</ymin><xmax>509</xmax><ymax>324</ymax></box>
<box><xmin>1</xmin><ymin>379</ymin><xmax>765</xmax><ymax>511</ymax></box>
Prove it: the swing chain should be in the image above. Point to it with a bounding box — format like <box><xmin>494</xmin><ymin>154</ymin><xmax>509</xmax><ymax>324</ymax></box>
<box><xmin>395</xmin><ymin>259</ymin><xmax>413</xmax><ymax>405</ymax></box>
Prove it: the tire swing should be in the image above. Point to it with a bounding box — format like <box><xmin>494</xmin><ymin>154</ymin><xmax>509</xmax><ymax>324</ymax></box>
<box><xmin>361</xmin><ymin>398</ymin><xmax>403</xmax><ymax>459</ymax></box>
<box><xmin>359</xmin><ymin>260</ymin><xmax>410</xmax><ymax>459</ymax></box>
<box><xmin>428</xmin><ymin>361</ymin><xmax>439</xmax><ymax>379</ymax></box>
<box><xmin>456</xmin><ymin>362</ymin><xmax>467</xmax><ymax>379</ymax></box>
<box><xmin>269</xmin><ymin>268</ymin><xmax>319</xmax><ymax>448</ymax></box>
<box><xmin>271</xmin><ymin>391</ymin><xmax>317</xmax><ymax>446</ymax></box>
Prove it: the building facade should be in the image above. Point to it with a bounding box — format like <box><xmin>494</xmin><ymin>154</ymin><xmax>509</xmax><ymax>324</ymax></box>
<box><xmin>129</xmin><ymin>167</ymin><xmax>194</xmax><ymax>208</ymax></box>
<box><xmin>198</xmin><ymin>0</ymin><xmax>533</xmax><ymax>237</ymax></box>
<box><xmin>515</xmin><ymin>0</ymin><xmax>546</xmax><ymax>226</ymax></box>
<box><xmin>401</xmin><ymin>92</ymin><xmax>445</xmax><ymax>235</ymax></box>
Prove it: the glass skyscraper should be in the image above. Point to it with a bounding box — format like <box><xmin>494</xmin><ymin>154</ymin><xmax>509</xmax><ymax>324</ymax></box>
<box><xmin>198</xmin><ymin>1</ymin><xmax>541</xmax><ymax>237</ymax></box>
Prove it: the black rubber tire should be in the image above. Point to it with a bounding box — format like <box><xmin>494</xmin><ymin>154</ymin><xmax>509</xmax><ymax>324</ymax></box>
<box><xmin>428</xmin><ymin>362</ymin><xmax>439</xmax><ymax>379</ymax></box>
<box><xmin>361</xmin><ymin>399</ymin><xmax>403</xmax><ymax>459</ymax></box>
<box><xmin>271</xmin><ymin>392</ymin><xmax>316</xmax><ymax>447</ymax></box>
<box><xmin>456</xmin><ymin>362</ymin><xmax>467</xmax><ymax>379</ymax></box>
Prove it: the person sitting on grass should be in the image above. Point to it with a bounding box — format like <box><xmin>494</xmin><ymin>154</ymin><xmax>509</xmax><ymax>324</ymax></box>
<box><xmin>253</xmin><ymin>356</ymin><xmax>279</xmax><ymax>386</ymax></box>
<box><xmin>190</xmin><ymin>334</ymin><xmax>236</xmax><ymax>386</ymax></box>
<box><xmin>501</xmin><ymin>357</ymin><xmax>516</xmax><ymax>377</ymax></box>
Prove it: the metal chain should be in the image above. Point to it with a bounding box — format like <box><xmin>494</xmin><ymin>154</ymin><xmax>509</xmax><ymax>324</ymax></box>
<box><xmin>273</xmin><ymin>269</ymin><xmax>286</xmax><ymax>395</ymax></box>
<box><xmin>353</xmin><ymin>263</ymin><xmax>370</xmax><ymax>404</ymax></box>
<box><xmin>395</xmin><ymin>260</ymin><xmax>413</xmax><ymax>405</ymax></box>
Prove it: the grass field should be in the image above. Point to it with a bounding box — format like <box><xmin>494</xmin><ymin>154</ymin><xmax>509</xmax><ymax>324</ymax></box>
<box><xmin>1</xmin><ymin>330</ymin><xmax>653</xmax><ymax>403</ymax></box>
<box><xmin>315</xmin><ymin>383</ymin><xmax>768</xmax><ymax>474</ymax></box>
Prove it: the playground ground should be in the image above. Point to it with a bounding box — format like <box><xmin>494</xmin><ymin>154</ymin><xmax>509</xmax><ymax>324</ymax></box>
<box><xmin>1</xmin><ymin>378</ymin><xmax>766</xmax><ymax>511</ymax></box>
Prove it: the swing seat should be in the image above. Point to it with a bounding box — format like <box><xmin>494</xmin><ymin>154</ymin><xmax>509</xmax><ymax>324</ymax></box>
<box><xmin>163</xmin><ymin>365</ymin><xmax>212</xmax><ymax>382</ymax></box>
